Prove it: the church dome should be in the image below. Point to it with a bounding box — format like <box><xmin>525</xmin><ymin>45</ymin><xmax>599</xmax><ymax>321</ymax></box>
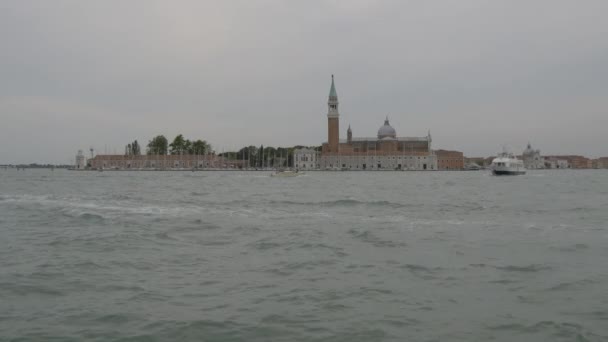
<box><xmin>523</xmin><ymin>143</ymin><xmax>534</xmax><ymax>156</ymax></box>
<box><xmin>378</xmin><ymin>117</ymin><xmax>396</xmax><ymax>139</ymax></box>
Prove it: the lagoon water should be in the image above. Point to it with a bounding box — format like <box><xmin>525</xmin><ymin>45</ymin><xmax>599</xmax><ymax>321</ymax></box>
<box><xmin>1</xmin><ymin>169</ymin><xmax>607</xmax><ymax>341</ymax></box>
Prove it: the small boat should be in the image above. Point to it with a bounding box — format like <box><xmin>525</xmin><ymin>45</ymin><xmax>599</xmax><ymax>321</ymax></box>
<box><xmin>491</xmin><ymin>150</ymin><xmax>526</xmax><ymax>176</ymax></box>
<box><xmin>271</xmin><ymin>169</ymin><xmax>302</xmax><ymax>177</ymax></box>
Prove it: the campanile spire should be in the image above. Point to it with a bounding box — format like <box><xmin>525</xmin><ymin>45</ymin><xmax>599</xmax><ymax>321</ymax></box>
<box><xmin>327</xmin><ymin>75</ymin><xmax>340</xmax><ymax>153</ymax></box>
<box><xmin>328</xmin><ymin>74</ymin><xmax>339</xmax><ymax>118</ymax></box>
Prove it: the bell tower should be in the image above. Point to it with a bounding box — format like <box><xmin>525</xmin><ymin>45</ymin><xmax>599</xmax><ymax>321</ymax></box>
<box><xmin>327</xmin><ymin>75</ymin><xmax>340</xmax><ymax>153</ymax></box>
<box><xmin>347</xmin><ymin>125</ymin><xmax>352</xmax><ymax>144</ymax></box>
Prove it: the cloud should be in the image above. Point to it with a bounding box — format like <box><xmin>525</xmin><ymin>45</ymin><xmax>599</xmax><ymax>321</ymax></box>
<box><xmin>1</xmin><ymin>0</ymin><xmax>607</xmax><ymax>163</ymax></box>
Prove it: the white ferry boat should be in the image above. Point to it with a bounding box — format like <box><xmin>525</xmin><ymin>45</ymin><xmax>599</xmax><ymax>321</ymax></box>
<box><xmin>491</xmin><ymin>151</ymin><xmax>526</xmax><ymax>176</ymax></box>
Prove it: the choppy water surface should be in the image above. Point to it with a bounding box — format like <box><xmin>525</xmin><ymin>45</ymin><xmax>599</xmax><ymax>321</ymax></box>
<box><xmin>1</xmin><ymin>169</ymin><xmax>608</xmax><ymax>341</ymax></box>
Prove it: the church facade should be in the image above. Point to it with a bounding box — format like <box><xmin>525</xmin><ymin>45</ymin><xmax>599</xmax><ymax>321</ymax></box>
<box><xmin>319</xmin><ymin>76</ymin><xmax>437</xmax><ymax>170</ymax></box>
<box><xmin>522</xmin><ymin>143</ymin><xmax>545</xmax><ymax>169</ymax></box>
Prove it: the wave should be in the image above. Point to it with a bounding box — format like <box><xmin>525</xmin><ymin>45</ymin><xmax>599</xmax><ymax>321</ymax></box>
<box><xmin>469</xmin><ymin>263</ymin><xmax>552</xmax><ymax>273</ymax></box>
<box><xmin>75</xmin><ymin>212</ymin><xmax>106</xmax><ymax>222</ymax></box>
<box><xmin>486</xmin><ymin>320</ymin><xmax>597</xmax><ymax>340</ymax></box>
<box><xmin>265</xmin><ymin>259</ymin><xmax>338</xmax><ymax>276</ymax></box>
<box><xmin>69</xmin><ymin>261</ymin><xmax>106</xmax><ymax>270</ymax></box>
<box><xmin>348</xmin><ymin>228</ymin><xmax>407</xmax><ymax>248</ymax></box>
<box><xmin>495</xmin><ymin>264</ymin><xmax>552</xmax><ymax>273</ymax></box>
<box><xmin>189</xmin><ymin>191</ymin><xmax>209</xmax><ymax>196</ymax></box>
<box><xmin>488</xmin><ymin>279</ymin><xmax>519</xmax><ymax>285</ymax></box>
<box><xmin>94</xmin><ymin>313</ymin><xmax>140</xmax><ymax>324</ymax></box>
<box><xmin>248</xmin><ymin>240</ymin><xmax>282</xmax><ymax>251</ymax></box>
<box><xmin>0</xmin><ymin>282</ymin><xmax>65</xmax><ymax>296</ymax></box>
<box><xmin>154</xmin><ymin>232</ymin><xmax>178</xmax><ymax>241</ymax></box>
<box><xmin>101</xmin><ymin>284</ymin><xmax>146</xmax><ymax>292</ymax></box>
<box><xmin>545</xmin><ymin>277</ymin><xmax>598</xmax><ymax>291</ymax></box>
<box><xmin>436</xmin><ymin>201</ymin><xmax>488</xmax><ymax>212</ymax></box>
<box><xmin>267</xmin><ymin>199</ymin><xmax>410</xmax><ymax>209</ymax></box>
<box><xmin>137</xmin><ymin>319</ymin><xmax>290</xmax><ymax>341</ymax></box>
<box><xmin>2</xmin><ymin>194</ymin><xmax>207</xmax><ymax>220</ymax></box>
<box><xmin>549</xmin><ymin>243</ymin><xmax>589</xmax><ymax>252</ymax></box>
<box><xmin>400</xmin><ymin>264</ymin><xmax>443</xmax><ymax>280</ymax></box>
<box><xmin>289</xmin><ymin>242</ymin><xmax>348</xmax><ymax>257</ymax></box>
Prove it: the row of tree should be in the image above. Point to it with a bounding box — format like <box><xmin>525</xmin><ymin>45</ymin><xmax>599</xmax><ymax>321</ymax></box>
<box><xmin>125</xmin><ymin>140</ymin><xmax>142</xmax><ymax>156</ymax></box>
<box><xmin>145</xmin><ymin>135</ymin><xmax>212</xmax><ymax>155</ymax></box>
<box><xmin>220</xmin><ymin>145</ymin><xmax>316</xmax><ymax>168</ymax></box>
<box><xmin>125</xmin><ymin>135</ymin><xmax>318</xmax><ymax>168</ymax></box>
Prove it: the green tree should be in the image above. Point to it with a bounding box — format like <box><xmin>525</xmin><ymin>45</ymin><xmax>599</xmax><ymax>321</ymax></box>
<box><xmin>237</xmin><ymin>146</ymin><xmax>257</xmax><ymax>167</ymax></box>
<box><xmin>132</xmin><ymin>140</ymin><xmax>141</xmax><ymax>155</ymax></box>
<box><xmin>258</xmin><ymin>145</ymin><xmax>264</xmax><ymax>168</ymax></box>
<box><xmin>184</xmin><ymin>139</ymin><xmax>192</xmax><ymax>154</ymax></box>
<box><xmin>259</xmin><ymin>146</ymin><xmax>276</xmax><ymax>167</ymax></box>
<box><xmin>276</xmin><ymin>147</ymin><xmax>290</xmax><ymax>167</ymax></box>
<box><xmin>147</xmin><ymin>135</ymin><xmax>168</xmax><ymax>155</ymax></box>
<box><xmin>191</xmin><ymin>140</ymin><xmax>210</xmax><ymax>155</ymax></box>
<box><xmin>169</xmin><ymin>134</ymin><xmax>187</xmax><ymax>155</ymax></box>
<box><xmin>126</xmin><ymin>140</ymin><xmax>141</xmax><ymax>155</ymax></box>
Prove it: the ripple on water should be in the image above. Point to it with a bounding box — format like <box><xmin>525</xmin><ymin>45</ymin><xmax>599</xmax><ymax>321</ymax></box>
<box><xmin>545</xmin><ymin>277</ymin><xmax>599</xmax><ymax>292</ymax></box>
<box><xmin>495</xmin><ymin>264</ymin><xmax>553</xmax><ymax>273</ymax></box>
<box><xmin>348</xmin><ymin>228</ymin><xmax>407</xmax><ymax>248</ymax></box>
<box><xmin>246</xmin><ymin>237</ymin><xmax>282</xmax><ymax>251</ymax></box>
<box><xmin>549</xmin><ymin>243</ymin><xmax>590</xmax><ymax>252</ymax></box>
<box><xmin>170</xmin><ymin>221</ymin><xmax>223</xmax><ymax>233</ymax></box>
<box><xmin>0</xmin><ymin>282</ymin><xmax>65</xmax><ymax>296</ymax></box>
<box><xmin>139</xmin><ymin>320</ymin><xmax>292</xmax><ymax>341</ymax></box>
<box><xmin>265</xmin><ymin>259</ymin><xmax>338</xmax><ymax>277</ymax></box>
<box><xmin>63</xmin><ymin>211</ymin><xmax>107</xmax><ymax>223</ymax></box>
<box><xmin>269</xmin><ymin>198</ymin><xmax>410</xmax><ymax>209</ymax></box>
<box><xmin>287</xmin><ymin>242</ymin><xmax>349</xmax><ymax>257</ymax></box>
<box><xmin>3</xmin><ymin>170</ymin><xmax>608</xmax><ymax>341</ymax></box>
<box><xmin>400</xmin><ymin>264</ymin><xmax>443</xmax><ymax>280</ymax></box>
<box><xmin>487</xmin><ymin>321</ymin><xmax>599</xmax><ymax>341</ymax></box>
<box><xmin>154</xmin><ymin>232</ymin><xmax>178</xmax><ymax>241</ymax></box>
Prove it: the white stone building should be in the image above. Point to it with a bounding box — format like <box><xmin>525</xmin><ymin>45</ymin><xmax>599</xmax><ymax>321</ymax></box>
<box><xmin>545</xmin><ymin>157</ymin><xmax>570</xmax><ymax>169</ymax></box>
<box><xmin>293</xmin><ymin>148</ymin><xmax>319</xmax><ymax>170</ymax></box>
<box><xmin>75</xmin><ymin>150</ymin><xmax>86</xmax><ymax>169</ymax></box>
<box><xmin>522</xmin><ymin>143</ymin><xmax>545</xmax><ymax>169</ymax></box>
<box><xmin>320</xmin><ymin>150</ymin><xmax>437</xmax><ymax>171</ymax></box>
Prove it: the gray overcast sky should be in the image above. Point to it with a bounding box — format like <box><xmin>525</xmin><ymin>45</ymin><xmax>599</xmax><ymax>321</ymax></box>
<box><xmin>1</xmin><ymin>0</ymin><xmax>607</xmax><ymax>164</ymax></box>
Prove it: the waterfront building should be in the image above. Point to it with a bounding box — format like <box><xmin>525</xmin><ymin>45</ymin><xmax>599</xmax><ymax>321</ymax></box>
<box><xmin>544</xmin><ymin>156</ymin><xmax>570</xmax><ymax>169</ymax></box>
<box><xmin>436</xmin><ymin>150</ymin><xmax>465</xmax><ymax>170</ymax></box>
<box><xmin>319</xmin><ymin>76</ymin><xmax>437</xmax><ymax>171</ymax></box>
<box><xmin>592</xmin><ymin>157</ymin><xmax>608</xmax><ymax>169</ymax></box>
<box><xmin>522</xmin><ymin>143</ymin><xmax>545</xmax><ymax>169</ymax></box>
<box><xmin>565</xmin><ymin>156</ymin><xmax>592</xmax><ymax>169</ymax></box>
<box><xmin>544</xmin><ymin>155</ymin><xmax>591</xmax><ymax>169</ymax></box>
<box><xmin>75</xmin><ymin>150</ymin><xmax>86</xmax><ymax>169</ymax></box>
<box><xmin>293</xmin><ymin>148</ymin><xmax>319</xmax><ymax>170</ymax></box>
<box><xmin>88</xmin><ymin>154</ymin><xmax>244</xmax><ymax>170</ymax></box>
